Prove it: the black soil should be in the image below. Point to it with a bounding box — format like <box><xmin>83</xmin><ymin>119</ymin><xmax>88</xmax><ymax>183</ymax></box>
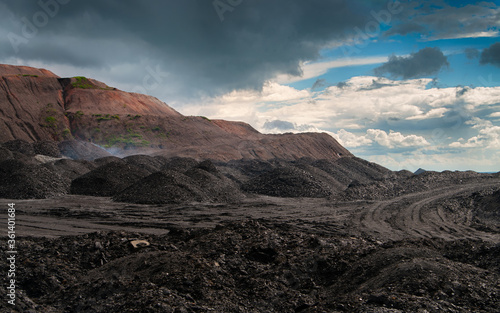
<box><xmin>1</xmin><ymin>221</ymin><xmax>498</xmax><ymax>312</ymax></box>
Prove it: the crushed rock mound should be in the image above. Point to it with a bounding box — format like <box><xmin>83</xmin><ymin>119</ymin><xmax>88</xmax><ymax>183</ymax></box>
<box><xmin>93</xmin><ymin>156</ymin><xmax>125</xmax><ymax>167</ymax></box>
<box><xmin>184</xmin><ymin>160</ymin><xmax>243</xmax><ymax>203</ymax></box>
<box><xmin>113</xmin><ymin>170</ymin><xmax>208</xmax><ymax>204</ymax></box>
<box><xmin>2</xmin><ymin>139</ymin><xmax>35</xmax><ymax>156</ymax></box>
<box><xmin>58</xmin><ymin>140</ymin><xmax>112</xmax><ymax>161</ymax></box>
<box><xmin>2</xmin><ymin>221</ymin><xmax>499</xmax><ymax>313</ymax></box>
<box><xmin>338</xmin><ymin>170</ymin><xmax>493</xmax><ymax>201</ymax></box>
<box><xmin>242</xmin><ymin>166</ymin><xmax>332</xmax><ymax>198</ymax></box>
<box><xmin>43</xmin><ymin>159</ymin><xmax>97</xmax><ymax>181</ymax></box>
<box><xmin>123</xmin><ymin>154</ymin><xmax>165</xmax><ymax>174</ymax></box>
<box><xmin>71</xmin><ymin>161</ymin><xmax>150</xmax><ymax>197</ymax></box>
<box><xmin>0</xmin><ymin>147</ymin><xmax>13</xmax><ymax>162</ymax></box>
<box><xmin>437</xmin><ymin>186</ymin><xmax>500</xmax><ymax>232</ymax></box>
<box><xmin>0</xmin><ymin>159</ymin><xmax>69</xmax><ymax>199</ymax></box>
<box><xmin>115</xmin><ymin>161</ymin><xmax>243</xmax><ymax>204</ymax></box>
<box><xmin>217</xmin><ymin>159</ymin><xmax>276</xmax><ymax>185</ymax></box>
<box><xmin>161</xmin><ymin>156</ymin><xmax>199</xmax><ymax>172</ymax></box>
<box><xmin>33</xmin><ymin>141</ymin><xmax>61</xmax><ymax>158</ymax></box>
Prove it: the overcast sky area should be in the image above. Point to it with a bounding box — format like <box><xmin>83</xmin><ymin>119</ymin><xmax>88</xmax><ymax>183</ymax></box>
<box><xmin>1</xmin><ymin>0</ymin><xmax>500</xmax><ymax>172</ymax></box>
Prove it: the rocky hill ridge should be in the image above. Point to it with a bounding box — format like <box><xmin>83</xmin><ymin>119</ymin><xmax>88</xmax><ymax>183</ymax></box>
<box><xmin>0</xmin><ymin>64</ymin><xmax>350</xmax><ymax>161</ymax></box>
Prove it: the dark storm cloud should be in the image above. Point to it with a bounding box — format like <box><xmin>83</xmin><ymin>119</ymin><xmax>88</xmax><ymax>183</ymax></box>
<box><xmin>374</xmin><ymin>47</ymin><xmax>449</xmax><ymax>79</ymax></box>
<box><xmin>384</xmin><ymin>1</ymin><xmax>500</xmax><ymax>40</ymax></box>
<box><xmin>383</xmin><ymin>22</ymin><xmax>425</xmax><ymax>37</ymax></box>
<box><xmin>480</xmin><ymin>42</ymin><xmax>500</xmax><ymax>67</ymax></box>
<box><xmin>0</xmin><ymin>0</ymin><xmax>385</xmax><ymax>98</ymax></box>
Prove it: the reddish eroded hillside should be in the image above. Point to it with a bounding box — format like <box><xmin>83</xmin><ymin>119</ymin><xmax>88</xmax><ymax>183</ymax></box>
<box><xmin>60</xmin><ymin>77</ymin><xmax>182</xmax><ymax>116</ymax></box>
<box><xmin>0</xmin><ymin>64</ymin><xmax>59</xmax><ymax>77</ymax></box>
<box><xmin>0</xmin><ymin>64</ymin><xmax>351</xmax><ymax>161</ymax></box>
<box><xmin>0</xmin><ymin>66</ymin><xmax>65</xmax><ymax>141</ymax></box>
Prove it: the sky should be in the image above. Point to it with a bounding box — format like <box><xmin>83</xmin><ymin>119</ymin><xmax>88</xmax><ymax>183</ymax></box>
<box><xmin>1</xmin><ymin>0</ymin><xmax>500</xmax><ymax>172</ymax></box>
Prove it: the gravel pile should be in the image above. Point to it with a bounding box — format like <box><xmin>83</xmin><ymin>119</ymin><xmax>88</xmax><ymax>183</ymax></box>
<box><xmin>219</xmin><ymin>157</ymin><xmax>392</xmax><ymax>193</ymax></box>
<box><xmin>92</xmin><ymin>156</ymin><xmax>125</xmax><ymax>167</ymax></box>
<box><xmin>292</xmin><ymin>162</ymin><xmax>346</xmax><ymax>193</ymax></box>
<box><xmin>161</xmin><ymin>156</ymin><xmax>198</xmax><ymax>172</ymax></box>
<box><xmin>2</xmin><ymin>139</ymin><xmax>35</xmax><ymax>156</ymax></box>
<box><xmin>123</xmin><ymin>154</ymin><xmax>165</xmax><ymax>174</ymax></box>
<box><xmin>113</xmin><ymin>170</ymin><xmax>208</xmax><ymax>204</ymax></box>
<box><xmin>242</xmin><ymin>166</ymin><xmax>332</xmax><ymax>198</ymax></box>
<box><xmin>33</xmin><ymin>141</ymin><xmax>61</xmax><ymax>158</ymax></box>
<box><xmin>58</xmin><ymin>140</ymin><xmax>112</xmax><ymax>161</ymax></box>
<box><xmin>333</xmin><ymin>156</ymin><xmax>392</xmax><ymax>182</ymax></box>
<box><xmin>115</xmin><ymin>161</ymin><xmax>243</xmax><ymax>204</ymax></box>
<box><xmin>0</xmin><ymin>147</ymin><xmax>13</xmax><ymax>162</ymax></box>
<box><xmin>338</xmin><ymin>170</ymin><xmax>494</xmax><ymax>201</ymax></box>
<box><xmin>217</xmin><ymin>159</ymin><xmax>276</xmax><ymax>185</ymax></box>
<box><xmin>43</xmin><ymin>159</ymin><xmax>97</xmax><ymax>181</ymax></box>
<box><xmin>1</xmin><ymin>221</ymin><xmax>498</xmax><ymax>312</ymax></box>
<box><xmin>71</xmin><ymin>161</ymin><xmax>150</xmax><ymax>196</ymax></box>
<box><xmin>185</xmin><ymin>161</ymin><xmax>243</xmax><ymax>203</ymax></box>
<box><xmin>0</xmin><ymin>159</ymin><xmax>69</xmax><ymax>199</ymax></box>
<box><xmin>437</xmin><ymin>186</ymin><xmax>500</xmax><ymax>232</ymax></box>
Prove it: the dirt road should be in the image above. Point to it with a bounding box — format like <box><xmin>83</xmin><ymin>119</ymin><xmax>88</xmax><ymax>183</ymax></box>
<box><xmin>352</xmin><ymin>181</ymin><xmax>500</xmax><ymax>241</ymax></box>
<box><xmin>2</xmin><ymin>179</ymin><xmax>499</xmax><ymax>243</ymax></box>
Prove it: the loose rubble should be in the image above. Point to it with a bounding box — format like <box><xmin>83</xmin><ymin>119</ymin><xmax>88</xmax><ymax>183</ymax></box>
<box><xmin>0</xmin><ymin>221</ymin><xmax>498</xmax><ymax>312</ymax></box>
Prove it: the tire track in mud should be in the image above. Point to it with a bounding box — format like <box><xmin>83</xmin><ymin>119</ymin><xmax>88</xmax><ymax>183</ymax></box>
<box><xmin>357</xmin><ymin>181</ymin><xmax>500</xmax><ymax>242</ymax></box>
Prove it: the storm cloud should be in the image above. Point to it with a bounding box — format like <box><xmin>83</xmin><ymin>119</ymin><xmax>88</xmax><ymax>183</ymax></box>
<box><xmin>374</xmin><ymin>47</ymin><xmax>449</xmax><ymax>79</ymax></box>
<box><xmin>0</xmin><ymin>0</ymin><xmax>385</xmax><ymax>99</ymax></box>
<box><xmin>480</xmin><ymin>42</ymin><xmax>500</xmax><ymax>67</ymax></box>
<box><xmin>384</xmin><ymin>1</ymin><xmax>500</xmax><ymax>40</ymax></box>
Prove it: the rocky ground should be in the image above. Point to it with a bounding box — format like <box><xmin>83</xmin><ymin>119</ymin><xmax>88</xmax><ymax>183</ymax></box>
<box><xmin>0</xmin><ymin>139</ymin><xmax>499</xmax><ymax>312</ymax></box>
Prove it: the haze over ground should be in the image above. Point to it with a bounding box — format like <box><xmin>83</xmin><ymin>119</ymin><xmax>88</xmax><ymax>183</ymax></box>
<box><xmin>1</xmin><ymin>0</ymin><xmax>499</xmax><ymax>171</ymax></box>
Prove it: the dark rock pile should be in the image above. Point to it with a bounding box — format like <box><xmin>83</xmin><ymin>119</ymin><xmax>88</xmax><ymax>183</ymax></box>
<box><xmin>242</xmin><ymin>166</ymin><xmax>332</xmax><ymax>197</ymax></box>
<box><xmin>113</xmin><ymin>170</ymin><xmax>208</xmax><ymax>204</ymax></box>
<box><xmin>42</xmin><ymin>159</ymin><xmax>97</xmax><ymax>181</ymax></box>
<box><xmin>71</xmin><ymin>162</ymin><xmax>151</xmax><ymax>197</ymax></box>
<box><xmin>1</xmin><ymin>221</ymin><xmax>498</xmax><ymax>312</ymax></box>
<box><xmin>184</xmin><ymin>160</ymin><xmax>243</xmax><ymax>203</ymax></box>
<box><xmin>0</xmin><ymin>159</ymin><xmax>69</xmax><ymax>199</ymax></box>
<box><xmin>338</xmin><ymin>170</ymin><xmax>495</xmax><ymax>201</ymax></box>
<box><xmin>218</xmin><ymin>159</ymin><xmax>276</xmax><ymax>185</ymax></box>
<box><xmin>438</xmin><ymin>186</ymin><xmax>500</xmax><ymax>232</ymax></box>
<box><xmin>93</xmin><ymin>156</ymin><xmax>125</xmax><ymax>167</ymax></box>
<box><xmin>33</xmin><ymin>141</ymin><xmax>61</xmax><ymax>158</ymax></box>
<box><xmin>2</xmin><ymin>139</ymin><xmax>35</xmax><ymax>156</ymax></box>
<box><xmin>114</xmin><ymin>160</ymin><xmax>243</xmax><ymax>204</ymax></box>
<box><xmin>122</xmin><ymin>154</ymin><xmax>165</xmax><ymax>174</ymax></box>
<box><xmin>0</xmin><ymin>146</ymin><xmax>13</xmax><ymax>162</ymax></box>
<box><xmin>161</xmin><ymin>156</ymin><xmax>198</xmax><ymax>172</ymax></box>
